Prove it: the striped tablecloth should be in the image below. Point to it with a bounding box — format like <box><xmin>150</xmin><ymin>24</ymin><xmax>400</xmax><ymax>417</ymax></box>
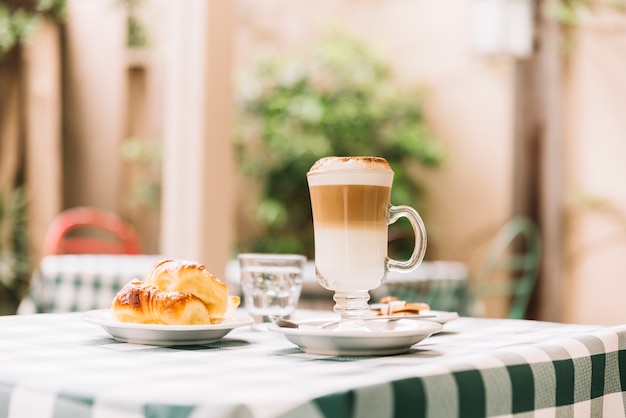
<box><xmin>1</xmin><ymin>311</ymin><xmax>625</xmax><ymax>418</ymax></box>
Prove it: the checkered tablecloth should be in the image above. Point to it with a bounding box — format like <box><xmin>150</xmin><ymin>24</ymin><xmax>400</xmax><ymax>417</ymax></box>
<box><xmin>18</xmin><ymin>255</ymin><xmax>164</xmax><ymax>314</ymax></box>
<box><xmin>373</xmin><ymin>261</ymin><xmax>473</xmax><ymax>315</ymax></box>
<box><xmin>1</xmin><ymin>311</ymin><xmax>625</xmax><ymax>418</ymax></box>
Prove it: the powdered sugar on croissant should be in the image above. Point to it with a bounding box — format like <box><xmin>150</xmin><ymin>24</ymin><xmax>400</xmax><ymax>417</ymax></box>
<box><xmin>111</xmin><ymin>259</ymin><xmax>240</xmax><ymax>325</ymax></box>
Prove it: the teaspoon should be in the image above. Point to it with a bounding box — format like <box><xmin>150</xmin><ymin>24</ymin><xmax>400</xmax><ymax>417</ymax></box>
<box><xmin>269</xmin><ymin>314</ymin><xmax>437</xmax><ymax>329</ymax></box>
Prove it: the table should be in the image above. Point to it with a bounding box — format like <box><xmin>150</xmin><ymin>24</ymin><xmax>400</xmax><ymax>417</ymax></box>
<box><xmin>1</xmin><ymin>311</ymin><xmax>625</xmax><ymax>418</ymax></box>
<box><xmin>18</xmin><ymin>254</ymin><xmax>164</xmax><ymax>314</ymax></box>
<box><xmin>227</xmin><ymin>260</ymin><xmax>473</xmax><ymax>314</ymax></box>
<box><xmin>373</xmin><ymin>261</ymin><xmax>473</xmax><ymax>315</ymax></box>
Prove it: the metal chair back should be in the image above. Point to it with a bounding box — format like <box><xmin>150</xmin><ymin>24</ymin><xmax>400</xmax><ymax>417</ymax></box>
<box><xmin>473</xmin><ymin>217</ymin><xmax>541</xmax><ymax>319</ymax></box>
<box><xmin>43</xmin><ymin>207</ymin><xmax>142</xmax><ymax>255</ymax></box>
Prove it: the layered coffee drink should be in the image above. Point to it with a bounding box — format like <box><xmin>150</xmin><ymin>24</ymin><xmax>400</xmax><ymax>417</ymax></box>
<box><xmin>307</xmin><ymin>157</ymin><xmax>394</xmax><ymax>291</ymax></box>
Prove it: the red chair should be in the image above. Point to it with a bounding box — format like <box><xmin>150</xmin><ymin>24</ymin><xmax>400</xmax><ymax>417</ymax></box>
<box><xmin>43</xmin><ymin>207</ymin><xmax>142</xmax><ymax>256</ymax></box>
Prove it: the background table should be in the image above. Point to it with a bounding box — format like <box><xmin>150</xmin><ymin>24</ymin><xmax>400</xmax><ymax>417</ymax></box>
<box><xmin>373</xmin><ymin>261</ymin><xmax>472</xmax><ymax>314</ymax></box>
<box><xmin>227</xmin><ymin>260</ymin><xmax>473</xmax><ymax>314</ymax></box>
<box><xmin>1</xmin><ymin>311</ymin><xmax>625</xmax><ymax>417</ymax></box>
<box><xmin>18</xmin><ymin>254</ymin><xmax>163</xmax><ymax>314</ymax></box>
<box><xmin>20</xmin><ymin>256</ymin><xmax>471</xmax><ymax>316</ymax></box>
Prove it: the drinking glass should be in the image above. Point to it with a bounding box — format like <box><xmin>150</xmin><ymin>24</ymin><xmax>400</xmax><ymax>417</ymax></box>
<box><xmin>307</xmin><ymin>156</ymin><xmax>427</xmax><ymax>328</ymax></box>
<box><xmin>238</xmin><ymin>253</ymin><xmax>306</xmax><ymax>328</ymax></box>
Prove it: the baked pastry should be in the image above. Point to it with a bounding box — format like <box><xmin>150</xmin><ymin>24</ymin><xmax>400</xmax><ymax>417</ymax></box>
<box><xmin>111</xmin><ymin>279</ymin><xmax>214</xmax><ymax>325</ymax></box>
<box><xmin>111</xmin><ymin>259</ymin><xmax>239</xmax><ymax>325</ymax></box>
<box><xmin>371</xmin><ymin>296</ymin><xmax>430</xmax><ymax>316</ymax></box>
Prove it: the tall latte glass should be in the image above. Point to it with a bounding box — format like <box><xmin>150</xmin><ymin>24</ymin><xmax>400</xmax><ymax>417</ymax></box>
<box><xmin>307</xmin><ymin>156</ymin><xmax>427</xmax><ymax>324</ymax></box>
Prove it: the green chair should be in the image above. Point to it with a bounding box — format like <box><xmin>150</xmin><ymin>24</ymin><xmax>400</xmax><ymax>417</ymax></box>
<box><xmin>472</xmin><ymin>216</ymin><xmax>541</xmax><ymax>319</ymax></box>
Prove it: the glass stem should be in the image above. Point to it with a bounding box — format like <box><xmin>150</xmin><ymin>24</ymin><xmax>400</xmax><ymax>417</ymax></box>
<box><xmin>333</xmin><ymin>290</ymin><xmax>370</xmax><ymax>320</ymax></box>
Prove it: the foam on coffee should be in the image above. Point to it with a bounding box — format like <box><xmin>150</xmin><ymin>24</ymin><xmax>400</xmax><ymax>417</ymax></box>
<box><xmin>308</xmin><ymin>156</ymin><xmax>391</xmax><ymax>173</ymax></box>
<box><xmin>307</xmin><ymin>157</ymin><xmax>393</xmax><ymax>187</ymax></box>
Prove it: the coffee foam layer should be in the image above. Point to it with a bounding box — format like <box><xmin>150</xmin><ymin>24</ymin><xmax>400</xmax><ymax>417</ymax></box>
<box><xmin>308</xmin><ymin>157</ymin><xmax>391</xmax><ymax>174</ymax></box>
<box><xmin>307</xmin><ymin>157</ymin><xmax>393</xmax><ymax>187</ymax></box>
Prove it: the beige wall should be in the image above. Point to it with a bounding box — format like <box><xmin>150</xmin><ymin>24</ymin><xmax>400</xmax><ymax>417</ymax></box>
<box><xmin>23</xmin><ymin>21</ymin><xmax>64</xmax><ymax>261</ymax></box>
<box><xmin>158</xmin><ymin>0</ymin><xmax>236</xmax><ymax>276</ymax></box>
<box><xmin>564</xmin><ymin>10</ymin><xmax>626</xmax><ymax>325</ymax></box>
<box><xmin>64</xmin><ymin>1</ymin><xmax>126</xmax><ymax>210</ymax></box>
<box><xmin>62</xmin><ymin>0</ymin><xmax>238</xmax><ymax>277</ymax></box>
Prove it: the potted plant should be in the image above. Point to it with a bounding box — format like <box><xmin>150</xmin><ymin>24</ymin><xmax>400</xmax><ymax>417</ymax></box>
<box><xmin>234</xmin><ymin>29</ymin><xmax>446</xmax><ymax>259</ymax></box>
<box><xmin>0</xmin><ymin>187</ymin><xmax>29</xmax><ymax>315</ymax></box>
<box><xmin>0</xmin><ymin>0</ymin><xmax>65</xmax><ymax>59</ymax></box>
<box><xmin>0</xmin><ymin>0</ymin><xmax>65</xmax><ymax>315</ymax></box>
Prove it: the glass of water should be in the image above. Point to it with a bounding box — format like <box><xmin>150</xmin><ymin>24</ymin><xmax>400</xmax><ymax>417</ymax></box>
<box><xmin>238</xmin><ymin>253</ymin><xmax>306</xmax><ymax>328</ymax></box>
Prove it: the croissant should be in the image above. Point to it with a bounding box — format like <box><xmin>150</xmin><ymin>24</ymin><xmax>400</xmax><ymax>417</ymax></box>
<box><xmin>111</xmin><ymin>279</ymin><xmax>212</xmax><ymax>325</ymax></box>
<box><xmin>111</xmin><ymin>259</ymin><xmax>239</xmax><ymax>325</ymax></box>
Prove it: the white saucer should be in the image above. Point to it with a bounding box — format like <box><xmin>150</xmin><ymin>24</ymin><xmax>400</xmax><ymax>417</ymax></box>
<box><xmin>269</xmin><ymin>318</ymin><xmax>442</xmax><ymax>356</ymax></box>
<box><xmin>83</xmin><ymin>309</ymin><xmax>253</xmax><ymax>346</ymax></box>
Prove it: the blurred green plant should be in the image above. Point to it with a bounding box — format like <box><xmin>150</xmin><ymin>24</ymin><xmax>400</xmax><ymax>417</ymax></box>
<box><xmin>234</xmin><ymin>29</ymin><xmax>447</xmax><ymax>259</ymax></box>
<box><xmin>0</xmin><ymin>187</ymin><xmax>29</xmax><ymax>315</ymax></box>
<box><xmin>118</xmin><ymin>0</ymin><xmax>149</xmax><ymax>49</ymax></box>
<box><xmin>0</xmin><ymin>0</ymin><xmax>65</xmax><ymax>59</ymax></box>
<box><xmin>545</xmin><ymin>0</ymin><xmax>626</xmax><ymax>26</ymax></box>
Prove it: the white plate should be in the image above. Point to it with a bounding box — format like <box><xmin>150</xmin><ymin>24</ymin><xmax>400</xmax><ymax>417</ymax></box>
<box><xmin>83</xmin><ymin>309</ymin><xmax>253</xmax><ymax>346</ymax></box>
<box><xmin>269</xmin><ymin>318</ymin><xmax>443</xmax><ymax>356</ymax></box>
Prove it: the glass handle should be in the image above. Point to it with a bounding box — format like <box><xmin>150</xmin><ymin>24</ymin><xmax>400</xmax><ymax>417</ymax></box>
<box><xmin>387</xmin><ymin>204</ymin><xmax>427</xmax><ymax>273</ymax></box>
